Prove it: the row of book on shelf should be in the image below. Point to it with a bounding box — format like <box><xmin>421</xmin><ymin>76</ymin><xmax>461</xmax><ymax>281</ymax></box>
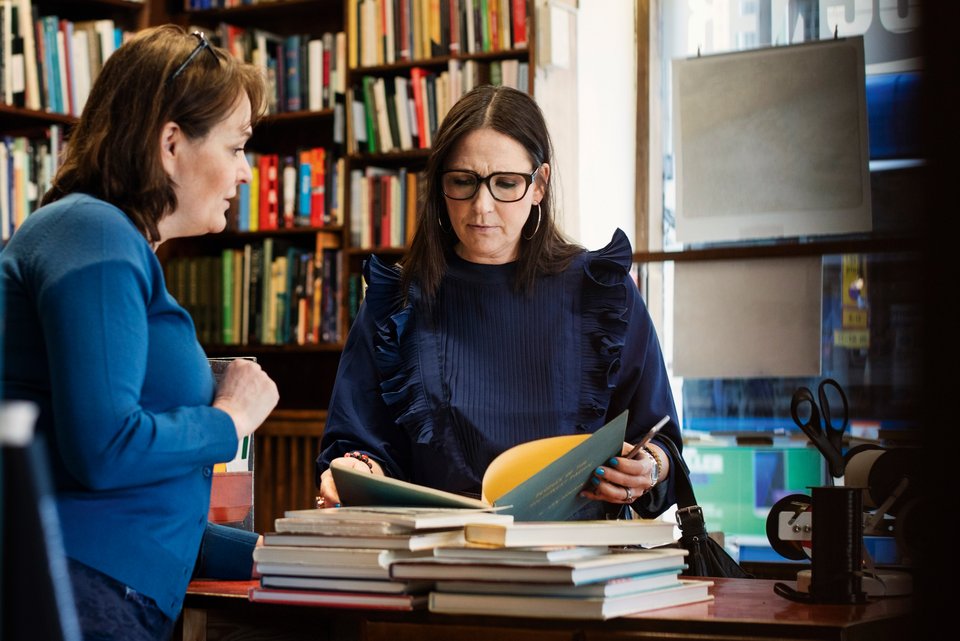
<box><xmin>0</xmin><ymin>126</ymin><xmax>63</xmax><ymax>242</ymax></box>
<box><xmin>349</xmin><ymin>58</ymin><xmax>528</xmax><ymax>155</ymax></box>
<box><xmin>208</xmin><ymin>23</ymin><xmax>347</xmax><ymax>115</ymax></box>
<box><xmin>164</xmin><ymin>234</ymin><xmax>343</xmax><ymax>347</ymax></box>
<box><xmin>1</xmin><ymin>0</ymin><xmax>130</xmax><ymax>115</ymax></box>
<box><xmin>247</xmin><ymin>505</ymin><xmax>713</xmax><ymax>620</ymax></box>
<box><xmin>230</xmin><ymin>149</ymin><xmax>346</xmax><ymax>233</ymax></box>
<box><xmin>349</xmin><ymin>0</ymin><xmax>529</xmax><ymax>68</ymax></box>
<box><xmin>0</xmin><ymin>0</ymin><xmax>349</xmax><ymax>118</ymax></box>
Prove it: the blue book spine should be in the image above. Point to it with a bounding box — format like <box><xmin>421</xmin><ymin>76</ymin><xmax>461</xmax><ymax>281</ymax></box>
<box><xmin>284</xmin><ymin>35</ymin><xmax>301</xmax><ymax>112</ymax></box>
<box><xmin>297</xmin><ymin>154</ymin><xmax>311</xmax><ymax>225</ymax></box>
<box><xmin>237</xmin><ymin>182</ymin><xmax>250</xmax><ymax>232</ymax></box>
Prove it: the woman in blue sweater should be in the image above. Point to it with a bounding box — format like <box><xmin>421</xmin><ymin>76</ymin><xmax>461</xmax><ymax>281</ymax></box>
<box><xmin>1</xmin><ymin>26</ymin><xmax>278</xmax><ymax>641</ymax></box>
<box><xmin>316</xmin><ymin>85</ymin><xmax>680</xmax><ymax>521</ymax></box>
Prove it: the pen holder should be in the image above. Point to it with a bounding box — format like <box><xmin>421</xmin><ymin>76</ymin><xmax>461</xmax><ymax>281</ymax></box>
<box><xmin>810</xmin><ymin>486</ymin><xmax>867</xmax><ymax>604</ymax></box>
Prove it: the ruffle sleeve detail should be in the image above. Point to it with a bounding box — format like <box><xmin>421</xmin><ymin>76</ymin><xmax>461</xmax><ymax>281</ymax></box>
<box><xmin>580</xmin><ymin>229</ymin><xmax>633</xmax><ymax>424</ymax></box>
<box><xmin>363</xmin><ymin>256</ymin><xmax>435</xmax><ymax>445</ymax></box>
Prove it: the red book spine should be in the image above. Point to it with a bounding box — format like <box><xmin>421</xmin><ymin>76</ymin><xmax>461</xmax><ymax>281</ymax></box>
<box><xmin>512</xmin><ymin>0</ymin><xmax>527</xmax><ymax>48</ymax></box>
<box><xmin>409</xmin><ymin>67</ymin><xmax>427</xmax><ymax>149</ymax></box>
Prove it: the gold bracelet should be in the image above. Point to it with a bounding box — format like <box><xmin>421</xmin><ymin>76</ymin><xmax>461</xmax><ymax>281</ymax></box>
<box><xmin>642</xmin><ymin>445</ymin><xmax>663</xmax><ymax>488</ymax></box>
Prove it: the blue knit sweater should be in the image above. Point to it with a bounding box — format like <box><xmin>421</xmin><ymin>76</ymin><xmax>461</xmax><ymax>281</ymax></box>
<box><xmin>1</xmin><ymin>193</ymin><xmax>253</xmax><ymax>620</ymax></box>
<box><xmin>318</xmin><ymin>229</ymin><xmax>681</xmax><ymax>519</ymax></box>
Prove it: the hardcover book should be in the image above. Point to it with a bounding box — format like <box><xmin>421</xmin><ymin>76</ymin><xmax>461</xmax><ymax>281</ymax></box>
<box><xmin>427</xmin><ymin>579</ymin><xmax>713</xmax><ymax>620</ymax></box>
<box><xmin>280</xmin><ymin>506</ymin><xmax>514</xmax><ymax>532</ymax></box>
<box><xmin>262</xmin><ymin>528</ymin><xmax>467</xmax><ymax>551</ymax></box>
<box><xmin>462</xmin><ymin>519</ymin><xmax>676</xmax><ymax>548</ymax></box>
<box><xmin>434</xmin><ymin>567</ymin><xmax>683</xmax><ymax>598</ymax></box>
<box><xmin>249</xmin><ymin>586</ymin><xmax>427</xmax><ymax>610</ymax></box>
<box><xmin>260</xmin><ymin>575</ymin><xmax>433</xmax><ymax>595</ymax></box>
<box><xmin>390</xmin><ymin>548</ymin><xmax>688</xmax><ymax>585</ymax></box>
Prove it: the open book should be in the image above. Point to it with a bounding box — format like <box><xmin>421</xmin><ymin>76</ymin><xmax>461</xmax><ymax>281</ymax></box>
<box><xmin>332</xmin><ymin>411</ymin><xmax>644</xmax><ymax>521</ymax></box>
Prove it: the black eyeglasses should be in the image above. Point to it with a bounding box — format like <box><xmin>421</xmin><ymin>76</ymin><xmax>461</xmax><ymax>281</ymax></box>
<box><xmin>167</xmin><ymin>31</ymin><xmax>219</xmax><ymax>85</ymax></box>
<box><xmin>440</xmin><ymin>167</ymin><xmax>540</xmax><ymax>203</ymax></box>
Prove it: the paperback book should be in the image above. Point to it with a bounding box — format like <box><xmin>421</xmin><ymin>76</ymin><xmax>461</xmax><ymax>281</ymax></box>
<box><xmin>331</xmin><ymin>411</ymin><xmax>636</xmax><ymax>521</ymax></box>
<box><xmin>260</xmin><ymin>575</ymin><xmax>433</xmax><ymax>595</ymax></box>
<box><xmin>249</xmin><ymin>586</ymin><xmax>428</xmax><ymax>610</ymax></box>
<box><xmin>280</xmin><ymin>506</ymin><xmax>514</xmax><ymax>531</ymax></box>
<box><xmin>462</xmin><ymin>519</ymin><xmax>676</xmax><ymax>548</ymax></box>
<box><xmin>262</xmin><ymin>528</ymin><xmax>467</xmax><ymax>551</ymax></box>
<box><xmin>434</xmin><ymin>568</ymin><xmax>683</xmax><ymax>598</ymax></box>
<box><xmin>427</xmin><ymin>579</ymin><xmax>714</xmax><ymax>620</ymax></box>
<box><xmin>390</xmin><ymin>548</ymin><xmax>688</xmax><ymax>585</ymax></box>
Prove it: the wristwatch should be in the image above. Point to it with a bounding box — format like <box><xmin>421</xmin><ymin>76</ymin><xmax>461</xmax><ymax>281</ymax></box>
<box><xmin>642</xmin><ymin>445</ymin><xmax>662</xmax><ymax>488</ymax></box>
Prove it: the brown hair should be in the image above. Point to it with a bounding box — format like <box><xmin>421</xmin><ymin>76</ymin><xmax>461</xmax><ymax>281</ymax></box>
<box><xmin>399</xmin><ymin>85</ymin><xmax>582</xmax><ymax>305</ymax></box>
<box><xmin>42</xmin><ymin>24</ymin><xmax>266</xmax><ymax>243</ymax></box>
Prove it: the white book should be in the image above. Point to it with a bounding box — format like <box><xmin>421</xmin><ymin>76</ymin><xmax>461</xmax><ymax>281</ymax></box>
<box><xmin>93</xmin><ymin>19</ymin><xmax>116</xmax><ymax>69</ymax></box>
<box><xmin>254</xmin><ymin>561</ymin><xmax>392</xmax><ymax>580</ymax></box>
<box><xmin>70</xmin><ymin>28</ymin><xmax>91</xmax><ymax>113</ymax></box>
<box><xmin>307</xmin><ymin>38</ymin><xmax>322</xmax><ymax>111</ymax></box>
<box><xmin>390</xmin><ymin>548</ymin><xmax>687</xmax><ymax>585</ymax></box>
<box><xmin>501</xmin><ymin>58</ymin><xmax>518</xmax><ymax>90</ymax></box>
<box><xmin>359</xmin><ymin>0</ymin><xmax>377</xmax><ymax>67</ymax></box>
<box><xmin>393</xmin><ymin>76</ymin><xmax>413</xmax><ymax>150</ymax></box>
<box><xmin>383</xmin><ymin>0</ymin><xmax>395</xmax><ymax>65</ymax></box>
<box><xmin>433</xmin><ymin>545</ymin><xmax>610</xmax><ymax>563</ymax></box>
<box><xmin>464</xmin><ymin>0</ymin><xmax>475</xmax><ymax>55</ymax></box>
<box><xmin>372</xmin><ymin>76</ymin><xmax>394</xmax><ymax>152</ymax></box>
<box><xmin>275</xmin><ymin>515</ymin><xmax>411</xmax><ymax>536</ymax></box>
<box><xmin>250</xmin><ymin>586</ymin><xmax>427</xmax><ymax>610</ymax></box>
<box><xmin>261</xmin><ymin>574</ymin><xmax>433</xmax><ymax>595</ymax></box>
<box><xmin>263</xmin><ymin>528</ymin><xmax>466</xmax><ymax>551</ymax></box>
<box><xmin>435</xmin><ymin>567</ymin><xmax>682</xmax><ymax>598</ymax></box>
<box><xmin>16</xmin><ymin>0</ymin><xmax>41</xmax><ymax>110</ymax></box>
<box><xmin>428</xmin><ymin>579</ymin><xmax>714</xmax><ymax>620</ymax></box>
<box><xmin>281</xmin><ymin>506</ymin><xmax>513</xmax><ymax>531</ymax></box>
<box><xmin>463</xmin><ymin>519</ymin><xmax>676</xmax><ymax>549</ymax></box>
<box><xmin>349</xmin><ymin>168</ymin><xmax>363</xmax><ymax>245</ymax></box>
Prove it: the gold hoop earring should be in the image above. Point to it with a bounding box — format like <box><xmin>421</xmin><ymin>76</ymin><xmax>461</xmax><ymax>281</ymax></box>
<box><xmin>522</xmin><ymin>202</ymin><xmax>542</xmax><ymax>241</ymax></box>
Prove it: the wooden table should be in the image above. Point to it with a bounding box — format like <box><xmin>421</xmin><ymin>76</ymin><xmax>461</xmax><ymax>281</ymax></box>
<box><xmin>176</xmin><ymin>577</ymin><xmax>918</xmax><ymax>641</ymax></box>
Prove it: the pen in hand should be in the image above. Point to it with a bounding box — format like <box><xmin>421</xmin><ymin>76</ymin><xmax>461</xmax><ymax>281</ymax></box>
<box><xmin>623</xmin><ymin>415</ymin><xmax>670</xmax><ymax>460</ymax></box>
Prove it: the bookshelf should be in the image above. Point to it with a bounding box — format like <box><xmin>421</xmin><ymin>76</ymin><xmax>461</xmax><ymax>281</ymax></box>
<box><xmin>0</xmin><ymin>0</ymin><xmax>157</xmax><ymax>242</ymax></box>
<box><xmin>159</xmin><ymin>0</ymin><xmax>536</xmax><ymax>403</ymax></box>
<box><xmin>2</xmin><ymin>0</ymin><xmax>539</xmax><ymax>532</ymax></box>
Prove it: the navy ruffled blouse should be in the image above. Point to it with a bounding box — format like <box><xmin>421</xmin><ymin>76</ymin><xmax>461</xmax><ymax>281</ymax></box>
<box><xmin>318</xmin><ymin>229</ymin><xmax>681</xmax><ymax>518</ymax></box>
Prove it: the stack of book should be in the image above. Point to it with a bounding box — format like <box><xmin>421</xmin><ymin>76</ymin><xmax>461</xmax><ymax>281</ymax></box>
<box><xmin>387</xmin><ymin>520</ymin><xmax>715</xmax><ymax>620</ymax></box>
<box><xmin>248</xmin><ymin>506</ymin><xmax>513</xmax><ymax>610</ymax></box>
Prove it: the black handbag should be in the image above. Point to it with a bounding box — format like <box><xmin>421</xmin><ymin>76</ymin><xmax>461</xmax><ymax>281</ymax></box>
<box><xmin>661</xmin><ymin>438</ymin><xmax>753</xmax><ymax>578</ymax></box>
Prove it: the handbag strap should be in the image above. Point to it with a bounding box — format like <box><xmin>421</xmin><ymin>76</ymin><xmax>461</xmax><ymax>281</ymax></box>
<box><xmin>660</xmin><ymin>436</ymin><xmax>696</xmax><ymax>509</ymax></box>
<box><xmin>659</xmin><ymin>437</ymin><xmax>707</xmax><ymax>535</ymax></box>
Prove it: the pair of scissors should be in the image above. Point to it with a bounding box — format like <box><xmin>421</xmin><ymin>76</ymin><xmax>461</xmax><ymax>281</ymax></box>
<box><xmin>790</xmin><ymin>378</ymin><xmax>849</xmax><ymax>478</ymax></box>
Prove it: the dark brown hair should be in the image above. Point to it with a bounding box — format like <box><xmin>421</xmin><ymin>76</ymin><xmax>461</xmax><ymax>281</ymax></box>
<box><xmin>399</xmin><ymin>85</ymin><xmax>582</xmax><ymax>304</ymax></box>
<box><xmin>42</xmin><ymin>24</ymin><xmax>266</xmax><ymax>243</ymax></box>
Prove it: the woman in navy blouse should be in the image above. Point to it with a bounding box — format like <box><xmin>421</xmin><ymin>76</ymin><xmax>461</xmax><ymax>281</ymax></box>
<box><xmin>317</xmin><ymin>85</ymin><xmax>680</xmax><ymax>521</ymax></box>
<box><xmin>1</xmin><ymin>26</ymin><xmax>278</xmax><ymax>641</ymax></box>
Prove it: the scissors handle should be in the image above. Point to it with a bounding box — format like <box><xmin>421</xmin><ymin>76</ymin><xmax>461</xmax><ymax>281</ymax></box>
<box><xmin>817</xmin><ymin>378</ymin><xmax>849</xmax><ymax>433</ymax></box>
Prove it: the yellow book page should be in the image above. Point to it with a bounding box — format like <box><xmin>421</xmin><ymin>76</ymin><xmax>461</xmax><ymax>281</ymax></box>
<box><xmin>481</xmin><ymin>433</ymin><xmax>590</xmax><ymax>504</ymax></box>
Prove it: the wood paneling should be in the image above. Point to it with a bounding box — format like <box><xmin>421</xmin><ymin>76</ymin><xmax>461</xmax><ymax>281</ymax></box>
<box><xmin>253</xmin><ymin>410</ymin><xmax>325</xmax><ymax>533</ymax></box>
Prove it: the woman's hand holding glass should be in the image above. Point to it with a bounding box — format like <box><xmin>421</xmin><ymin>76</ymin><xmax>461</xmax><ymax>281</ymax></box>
<box><xmin>212</xmin><ymin>359</ymin><xmax>279</xmax><ymax>439</ymax></box>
